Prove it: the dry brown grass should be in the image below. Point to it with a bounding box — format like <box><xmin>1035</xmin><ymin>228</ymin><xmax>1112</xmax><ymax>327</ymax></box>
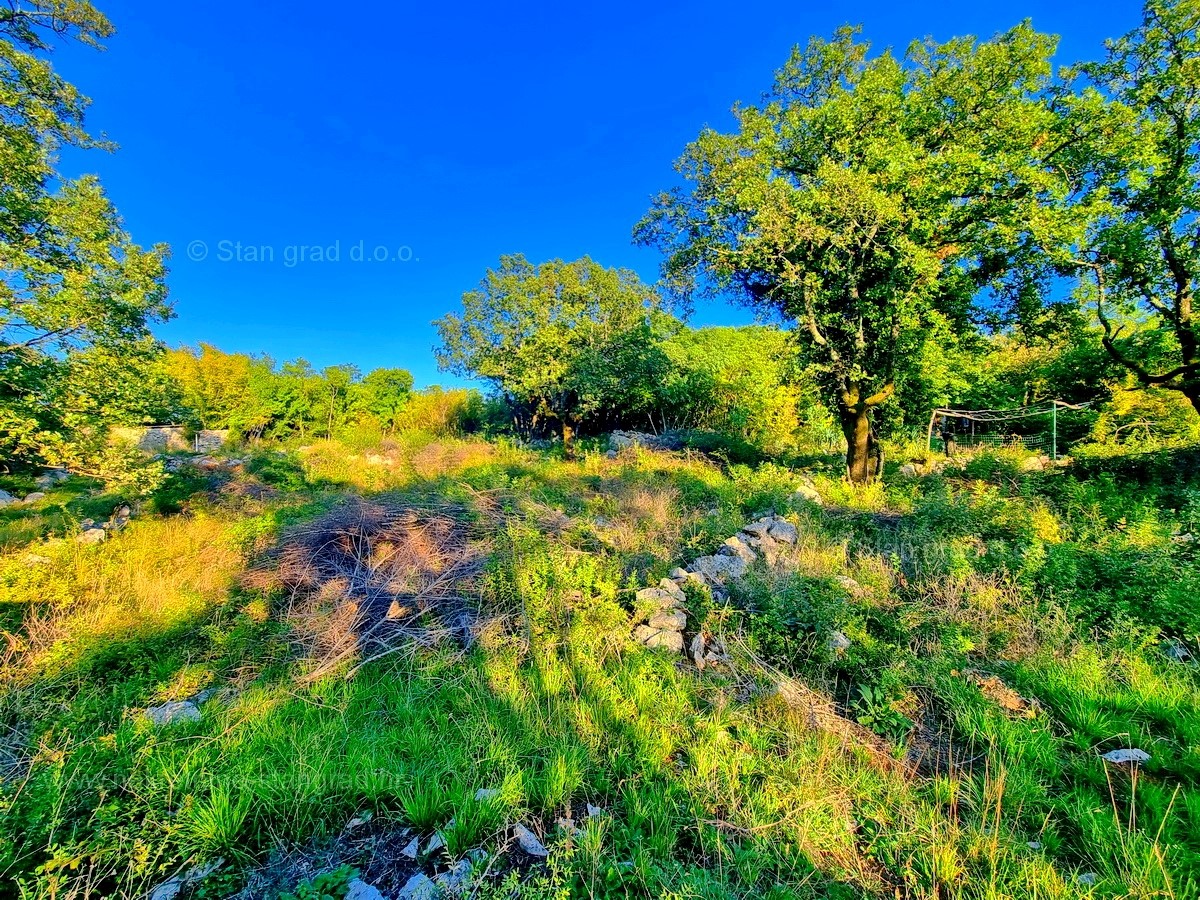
<box><xmin>2</xmin><ymin>514</ymin><xmax>245</xmax><ymax>676</ymax></box>
<box><xmin>246</xmin><ymin>499</ymin><xmax>488</xmax><ymax>680</ymax></box>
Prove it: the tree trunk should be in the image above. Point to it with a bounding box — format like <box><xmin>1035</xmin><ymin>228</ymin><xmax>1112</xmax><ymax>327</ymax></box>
<box><xmin>840</xmin><ymin>403</ymin><xmax>874</xmax><ymax>484</ymax></box>
<box><xmin>562</xmin><ymin>421</ymin><xmax>576</xmax><ymax>459</ymax></box>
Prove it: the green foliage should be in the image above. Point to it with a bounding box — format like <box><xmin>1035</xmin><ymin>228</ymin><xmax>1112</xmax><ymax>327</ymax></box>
<box><xmin>435</xmin><ymin>254</ymin><xmax>670</xmax><ymax>440</ymax></box>
<box><xmin>638</xmin><ymin>23</ymin><xmax>1064</xmax><ymax>480</ymax></box>
<box><xmin>281</xmin><ymin>865</ymin><xmax>358</xmax><ymax>900</ymax></box>
<box><xmin>0</xmin><ymin>6</ymin><xmax>172</xmax><ymax>483</ymax></box>
<box><xmin>1059</xmin><ymin>0</ymin><xmax>1200</xmax><ymax>414</ymax></box>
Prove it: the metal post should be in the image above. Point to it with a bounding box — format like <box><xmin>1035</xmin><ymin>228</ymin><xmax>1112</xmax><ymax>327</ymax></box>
<box><xmin>1051</xmin><ymin>401</ymin><xmax>1057</xmax><ymax>460</ymax></box>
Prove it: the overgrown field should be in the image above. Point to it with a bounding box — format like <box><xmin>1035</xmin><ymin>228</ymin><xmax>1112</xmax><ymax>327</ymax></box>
<box><xmin>1</xmin><ymin>435</ymin><xmax>1198</xmax><ymax>899</ymax></box>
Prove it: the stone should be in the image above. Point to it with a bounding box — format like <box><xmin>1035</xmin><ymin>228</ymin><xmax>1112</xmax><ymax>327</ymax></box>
<box><xmin>346</xmin><ymin>879</ymin><xmax>386</xmax><ymax>900</ymax></box>
<box><xmin>690</xmin><ymin>632</ymin><xmax>707</xmax><ymax>669</ymax></box>
<box><xmin>828</xmin><ymin>631</ymin><xmax>851</xmax><ymax>654</ymax></box>
<box><xmin>766</xmin><ymin>520</ymin><xmax>798</xmax><ymax>544</ymax></box>
<box><xmin>148</xmin><ymin>878</ymin><xmax>183</xmax><ymax>900</ymax></box>
<box><xmin>657</xmin><ymin>578</ymin><xmax>687</xmax><ymax>604</ymax></box>
<box><xmin>743</xmin><ymin>519</ymin><xmax>772</xmax><ymax>538</ymax></box>
<box><xmin>387</xmin><ymin>600</ymin><xmax>412</xmax><ymax>620</ymax></box>
<box><xmin>835</xmin><ymin>575</ymin><xmax>864</xmax><ymax>595</ymax></box>
<box><xmin>586</xmin><ymin>803</ymin><xmax>604</xmax><ymax>817</ymax></box>
<box><xmin>76</xmin><ymin>527</ymin><xmax>108</xmax><ymax>545</ymax></box>
<box><xmin>899</xmin><ymin>463</ymin><xmax>919</xmax><ymax>477</ymax></box>
<box><xmin>634</xmin><ymin>625</ymin><xmax>685</xmax><ymax>653</ymax></box>
<box><xmin>636</xmin><ymin>586</ymin><xmax>682</xmax><ymax>609</ymax></box>
<box><xmin>400</xmin><ymin>836</ymin><xmax>420</xmax><ymax>859</ymax></box>
<box><xmin>116</xmin><ymin>505</ymin><xmax>132</xmax><ymax>520</ymax></box>
<box><xmin>1101</xmin><ymin>748</ymin><xmax>1150</xmax><ymax>765</ymax></box>
<box><xmin>148</xmin><ymin>858</ymin><xmax>223</xmax><ymax>900</ymax></box>
<box><xmin>720</xmin><ymin>536</ymin><xmax>757</xmax><ymax>564</ymax></box>
<box><xmin>22</xmin><ymin>492</ymin><xmax>46</xmax><ymax>503</ymax></box>
<box><xmin>647</xmin><ymin>608</ymin><xmax>687</xmax><ymax>631</ymax></box>
<box><xmin>793</xmin><ymin>484</ymin><xmax>821</xmax><ymax>504</ymax></box>
<box><xmin>346</xmin><ymin>811</ymin><xmax>372</xmax><ymax>829</ymax></box>
<box><xmin>605</xmin><ymin>449</ymin><xmax>618</xmax><ymax>459</ymax></box>
<box><xmin>474</xmin><ymin>787</ymin><xmax>499</xmax><ymax>802</ymax></box>
<box><xmin>435</xmin><ymin>859</ymin><xmax>473</xmax><ymax>894</ymax></box>
<box><xmin>1165</xmin><ymin>642</ymin><xmax>1191</xmax><ymax>662</ymax></box>
<box><xmin>513</xmin><ymin>823</ymin><xmax>549</xmax><ymax>857</ymax></box>
<box><xmin>1027</xmin><ymin>841</ymin><xmax>1043</xmax><ymax>850</ymax></box>
<box><xmin>668</xmin><ymin>567</ymin><xmax>689</xmax><ymax>582</ymax></box>
<box><xmin>1020</xmin><ymin>455</ymin><xmax>1047</xmax><ymax>472</ymax></box>
<box><xmin>689</xmin><ymin>553</ymin><xmax>747</xmax><ymax>584</ymax></box>
<box><xmin>397</xmin><ymin>873</ymin><xmax>439</xmax><ymax>900</ymax></box>
<box><xmin>145</xmin><ymin>701</ymin><xmax>200</xmax><ymax>727</ymax></box>
<box><xmin>1076</xmin><ymin>873</ymin><xmax>1097</xmax><ymax>886</ymax></box>
<box><xmin>0</xmin><ymin>490</ymin><xmax>14</xmax><ymax>507</ymax></box>
<box><xmin>425</xmin><ymin>830</ymin><xmax>446</xmax><ymax>854</ymax></box>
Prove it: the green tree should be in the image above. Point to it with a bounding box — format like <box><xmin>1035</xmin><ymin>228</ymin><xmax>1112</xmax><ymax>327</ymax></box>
<box><xmin>352</xmin><ymin>367</ymin><xmax>414</xmax><ymax>433</ymax></box>
<box><xmin>636</xmin><ymin>25</ymin><xmax>1064</xmax><ymax>481</ymax></box>
<box><xmin>1063</xmin><ymin>0</ymin><xmax>1200</xmax><ymax>415</ymax></box>
<box><xmin>434</xmin><ymin>254</ymin><xmax>667</xmax><ymax>449</ymax></box>
<box><xmin>0</xmin><ymin>1</ymin><xmax>171</xmax><ymax>475</ymax></box>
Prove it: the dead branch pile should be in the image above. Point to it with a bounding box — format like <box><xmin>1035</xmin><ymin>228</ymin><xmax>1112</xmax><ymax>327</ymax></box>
<box><xmin>245</xmin><ymin>499</ymin><xmax>488</xmax><ymax>680</ymax></box>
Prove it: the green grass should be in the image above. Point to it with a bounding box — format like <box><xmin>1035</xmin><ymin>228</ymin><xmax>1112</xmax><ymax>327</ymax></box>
<box><xmin>2</xmin><ymin>433</ymin><xmax>1199</xmax><ymax>899</ymax></box>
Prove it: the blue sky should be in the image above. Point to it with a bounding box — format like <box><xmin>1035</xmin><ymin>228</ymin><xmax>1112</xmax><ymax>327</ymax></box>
<box><xmin>54</xmin><ymin>0</ymin><xmax>1141</xmax><ymax>387</ymax></box>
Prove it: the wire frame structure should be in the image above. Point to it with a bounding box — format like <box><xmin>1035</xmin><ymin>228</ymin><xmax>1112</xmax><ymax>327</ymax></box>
<box><xmin>926</xmin><ymin>401</ymin><xmax>1093</xmax><ymax>460</ymax></box>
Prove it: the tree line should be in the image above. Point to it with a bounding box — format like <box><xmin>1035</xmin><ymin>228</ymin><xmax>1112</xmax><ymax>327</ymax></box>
<box><xmin>2</xmin><ymin>0</ymin><xmax>1198</xmax><ymax>484</ymax></box>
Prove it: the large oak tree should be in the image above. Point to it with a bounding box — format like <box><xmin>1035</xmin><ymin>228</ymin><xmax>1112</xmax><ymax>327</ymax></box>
<box><xmin>636</xmin><ymin>24</ymin><xmax>1066</xmax><ymax>481</ymax></box>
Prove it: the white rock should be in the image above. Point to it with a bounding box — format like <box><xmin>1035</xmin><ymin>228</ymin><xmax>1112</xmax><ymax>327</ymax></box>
<box><xmin>633</xmin><ymin>625</ymin><xmax>685</xmax><ymax>653</ymax></box>
<box><xmin>1027</xmin><ymin>841</ymin><xmax>1043</xmax><ymax>850</ymax></box>
<box><xmin>766</xmin><ymin>520</ymin><xmax>798</xmax><ymax>544</ymax></box>
<box><xmin>899</xmin><ymin>463</ymin><xmax>919</xmax><ymax>477</ymax></box>
<box><xmin>1020</xmin><ymin>455</ymin><xmax>1047</xmax><ymax>472</ymax></box>
<box><xmin>647</xmin><ymin>608</ymin><xmax>687</xmax><ymax>631</ymax></box>
<box><xmin>1076</xmin><ymin>872</ymin><xmax>1097</xmax><ymax>886</ymax></box>
<box><xmin>835</xmin><ymin>575</ymin><xmax>864</xmax><ymax>595</ymax></box>
<box><xmin>346</xmin><ymin>812</ymin><xmax>372</xmax><ymax>829</ymax></box>
<box><xmin>1101</xmin><ymin>748</ymin><xmax>1150</xmax><ymax>765</ymax></box>
<box><xmin>690</xmin><ymin>632</ymin><xmax>707</xmax><ymax>669</ymax></box>
<box><xmin>400</xmin><ymin>836</ymin><xmax>420</xmax><ymax>859</ymax></box>
<box><xmin>719</xmin><ymin>536</ymin><xmax>757</xmax><ymax>563</ymax></box>
<box><xmin>345</xmin><ymin>879</ymin><xmax>386</xmax><ymax>900</ymax></box>
<box><xmin>0</xmin><ymin>490</ymin><xmax>14</xmax><ymax>506</ymax></box>
<box><xmin>668</xmin><ymin>567</ymin><xmax>689</xmax><ymax>582</ymax></box>
<box><xmin>586</xmin><ymin>803</ymin><xmax>604</xmax><ymax>817</ymax></box>
<box><xmin>474</xmin><ymin>787</ymin><xmax>499</xmax><ymax>802</ymax></box>
<box><xmin>425</xmin><ymin>831</ymin><xmax>445</xmax><ymax>854</ymax></box>
<box><xmin>657</xmin><ymin>578</ymin><xmax>687</xmax><ymax>604</ymax></box>
<box><xmin>742</xmin><ymin>519</ymin><xmax>772</xmax><ymax>538</ymax></box>
<box><xmin>144</xmin><ymin>701</ymin><xmax>201</xmax><ymax>727</ymax></box>
<box><xmin>76</xmin><ymin>527</ymin><xmax>107</xmax><ymax>545</ymax></box>
<box><xmin>397</xmin><ymin>873</ymin><xmax>439</xmax><ymax>900</ymax></box>
<box><xmin>22</xmin><ymin>492</ymin><xmax>46</xmax><ymax>503</ymax></box>
<box><xmin>435</xmin><ymin>859</ymin><xmax>473</xmax><ymax>894</ymax></box>
<box><xmin>513</xmin><ymin>823</ymin><xmax>549</xmax><ymax>856</ymax></box>
<box><xmin>689</xmin><ymin>554</ymin><xmax>747</xmax><ymax>584</ymax></box>
<box><xmin>828</xmin><ymin>631</ymin><xmax>851</xmax><ymax>654</ymax></box>
<box><xmin>793</xmin><ymin>484</ymin><xmax>822</xmax><ymax>504</ymax></box>
<box><xmin>636</xmin><ymin>586</ymin><xmax>683</xmax><ymax>609</ymax></box>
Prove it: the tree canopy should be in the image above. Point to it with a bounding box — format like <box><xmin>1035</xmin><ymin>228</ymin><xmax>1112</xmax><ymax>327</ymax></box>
<box><xmin>0</xmin><ymin>1</ymin><xmax>171</xmax><ymax>479</ymax></box>
<box><xmin>636</xmin><ymin>24</ymin><xmax>1068</xmax><ymax>481</ymax></box>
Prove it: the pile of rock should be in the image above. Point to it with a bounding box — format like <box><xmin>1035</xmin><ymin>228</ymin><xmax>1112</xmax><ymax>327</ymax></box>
<box><xmin>0</xmin><ymin>490</ymin><xmax>46</xmax><ymax>508</ymax></box>
<box><xmin>631</xmin><ymin>512</ymin><xmax>804</xmax><ymax>662</ymax></box>
<box><xmin>632</xmin><ymin>579</ymin><xmax>688</xmax><ymax>653</ymax></box>
<box><xmin>608</xmin><ymin>431</ymin><xmax>682</xmax><ymax>452</ymax></box>
<box><xmin>75</xmin><ymin>505</ymin><xmax>132</xmax><ymax>544</ymax></box>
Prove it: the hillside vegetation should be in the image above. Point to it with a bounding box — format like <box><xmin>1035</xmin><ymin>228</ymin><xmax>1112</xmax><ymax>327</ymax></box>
<box><xmin>2</xmin><ymin>433</ymin><xmax>1198</xmax><ymax>899</ymax></box>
